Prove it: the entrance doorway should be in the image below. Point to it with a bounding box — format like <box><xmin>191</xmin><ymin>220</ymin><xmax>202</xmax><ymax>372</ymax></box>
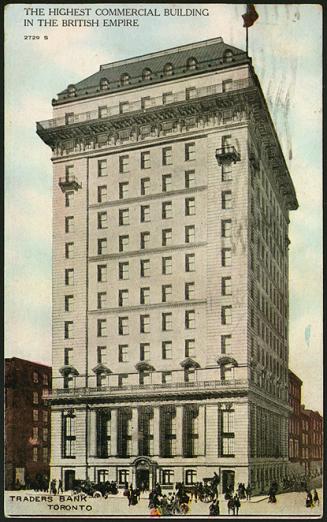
<box><xmin>136</xmin><ymin>468</ymin><xmax>149</xmax><ymax>491</ymax></box>
<box><xmin>222</xmin><ymin>470</ymin><xmax>235</xmax><ymax>494</ymax></box>
<box><xmin>64</xmin><ymin>470</ymin><xmax>75</xmax><ymax>491</ymax></box>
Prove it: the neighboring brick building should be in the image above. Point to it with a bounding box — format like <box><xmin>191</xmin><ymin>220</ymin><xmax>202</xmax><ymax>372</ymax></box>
<box><xmin>300</xmin><ymin>406</ymin><xmax>323</xmax><ymax>475</ymax></box>
<box><xmin>288</xmin><ymin>370</ymin><xmax>302</xmax><ymax>473</ymax></box>
<box><xmin>5</xmin><ymin>358</ymin><xmax>52</xmax><ymax>489</ymax></box>
<box><xmin>37</xmin><ymin>37</ymin><xmax>298</xmax><ymax>493</ymax></box>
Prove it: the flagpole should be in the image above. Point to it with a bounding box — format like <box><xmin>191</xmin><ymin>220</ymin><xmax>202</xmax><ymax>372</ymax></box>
<box><xmin>246</xmin><ymin>25</ymin><xmax>248</xmax><ymax>54</ymax></box>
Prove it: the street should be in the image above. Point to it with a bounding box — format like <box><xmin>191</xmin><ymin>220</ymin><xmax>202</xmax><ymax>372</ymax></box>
<box><xmin>5</xmin><ymin>488</ymin><xmax>323</xmax><ymax>517</ymax></box>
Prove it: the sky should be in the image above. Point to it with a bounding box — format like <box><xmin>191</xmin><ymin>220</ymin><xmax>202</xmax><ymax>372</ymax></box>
<box><xmin>5</xmin><ymin>3</ymin><xmax>323</xmax><ymax>411</ymax></box>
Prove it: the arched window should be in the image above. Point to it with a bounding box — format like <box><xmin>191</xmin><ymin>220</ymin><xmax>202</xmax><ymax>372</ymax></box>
<box><xmin>100</xmin><ymin>78</ymin><xmax>109</xmax><ymax>91</ymax></box>
<box><xmin>142</xmin><ymin>68</ymin><xmax>152</xmax><ymax>81</ymax></box>
<box><xmin>223</xmin><ymin>49</ymin><xmax>234</xmax><ymax>63</ymax></box>
<box><xmin>67</xmin><ymin>84</ymin><xmax>76</xmax><ymax>97</ymax></box>
<box><xmin>186</xmin><ymin>57</ymin><xmax>198</xmax><ymax>71</ymax></box>
<box><xmin>120</xmin><ymin>73</ymin><xmax>130</xmax><ymax>86</ymax></box>
<box><xmin>163</xmin><ymin>63</ymin><xmax>174</xmax><ymax>76</ymax></box>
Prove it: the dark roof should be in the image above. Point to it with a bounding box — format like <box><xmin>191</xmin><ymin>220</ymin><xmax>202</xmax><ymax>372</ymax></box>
<box><xmin>54</xmin><ymin>37</ymin><xmax>248</xmax><ymax>104</ymax></box>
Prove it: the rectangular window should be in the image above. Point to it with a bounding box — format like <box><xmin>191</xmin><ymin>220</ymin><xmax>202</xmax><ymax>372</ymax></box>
<box><xmin>162</xmin><ymin>470</ymin><xmax>174</xmax><ymax>485</ymax></box>
<box><xmin>98</xmin><ymin>211</ymin><xmax>108</xmax><ymax>229</ymax></box>
<box><xmin>140</xmin><ymin>205</ymin><xmax>150</xmax><ymax>223</ymax></box>
<box><xmin>185</xmin><ymin>197</ymin><xmax>195</xmax><ymax>216</ymax></box>
<box><xmin>99</xmin><ymin>106</ymin><xmax>108</xmax><ymax>118</ymax></box>
<box><xmin>185</xmin><ymin>253</ymin><xmax>195</xmax><ymax>272</ymax></box>
<box><xmin>97</xmin><ymin>319</ymin><xmax>107</xmax><ymax>337</ymax></box>
<box><xmin>162</xmin><ymin>372</ymin><xmax>172</xmax><ymax>384</ymax></box>
<box><xmin>221</xmin><ymin>219</ymin><xmax>232</xmax><ymax>238</ymax></box>
<box><xmin>162</xmin><ymin>91</ymin><xmax>173</xmax><ymax>104</ymax></box>
<box><xmin>222</xmin><ymin>191</ymin><xmax>232</xmax><ymax>209</ymax></box>
<box><xmin>118</xmin><ymin>317</ymin><xmax>129</xmax><ymax>335</ymax></box>
<box><xmin>118</xmin><ymin>208</ymin><xmax>129</xmax><ymax>226</ymax></box>
<box><xmin>65</xmin><ymin>216</ymin><xmax>74</xmax><ymax>233</ymax></box>
<box><xmin>162</xmin><ymin>256</ymin><xmax>172</xmax><ymax>275</ymax></box>
<box><xmin>185</xmin><ymin>170</ymin><xmax>195</xmax><ymax>188</ymax></box>
<box><xmin>65</xmin><ymin>191</ymin><xmax>74</xmax><ymax>208</ymax></box>
<box><xmin>43</xmin><ymin>428</ymin><xmax>48</xmax><ymax>442</ymax></box>
<box><xmin>222</xmin><ymin>163</ymin><xmax>232</xmax><ymax>182</ymax></box>
<box><xmin>140</xmin><ymin>177</ymin><xmax>150</xmax><ymax>196</ymax></box>
<box><xmin>98</xmin><ymin>185</ymin><xmax>107</xmax><ymax>203</ymax></box>
<box><xmin>118</xmin><ymin>345</ymin><xmax>128</xmax><ymax>363</ymax></box>
<box><xmin>33</xmin><ymin>447</ymin><xmax>38</xmax><ymax>462</ymax></box>
<box><xmin>119</xmin><ymin>262</ymin><xmax>129</xmax><ymax>280</ymax></box>
<box><xmin>119</xmin><ymin>155</ymin><xmax>129</xmax><ymax>173</ymax></box>
<box><xmin>33</xmin><ymin>392</ymin><xmax>39</xmax><ymax>404</ymax></box>
<box><xmin>162</xmin><ymin>201</ymin><xmax>172</xmax><ymax>219</ymax></box>
<box><xmin>141</xmin><ymin>96</ymin><xmax>151</xmax><ymax>110</ymax></box>
<box><xmin>140</xmin><ymin>314</ymin><xmax>150</xmax><ymax>334</ymax></box>
<box><xmin>140</xmin><ymin>259</ymin><xmax>150</xmax><ymax>277</ymax></box>
<box><xmin>65</xmin><ymin>295</ymin><xmax>74</xmax><ymax>312</ymax></box>
<box><xmin>185</xmin><ymin>142</ymin><xmax>195</xmax><ymax>161</ymax></box>
<box><xmin>141</xmin><ymin>151</ymin><xmax>151</xmax><ymax>169</ymax></box>
<box><xmin>221</xmin><ymin>335</ymin><xmax>232</xmax><ymax>354</ymax></box>
<box><xmin>64</xmin><ymin>321</ymin><xmax>74</xmax><ymax>339</ymax></box>
<box><xmin>98</xmin><ymin>264</ymin><xmax>107</xmax><ymax>282</ymax></box>
<box><xmin>32</xmin><ymin>371</ymin><xmax>39</xmax><ymax>384</ymax></box>
<box><xmin>62</xmin><ymin>413</ymin><xmax>76</xmax><ymax>458</ymax></box>
<box><xmin>98</xmin><ymin>159</ymin><xmax>108</xmax><ymax>177</ymax></box>
<box><xmin>221</xmin><ymin>305</ymin><xmax>232</xmax><ymax>325</ymax></box>
<box><xmin>162</xmin><ymin>228</ymin><xmax>172</xmax><ymax>246</ymax></box>
<box><xmin>65</xmin><ymin>268</ymin><xmax>74</xmax><ymax>286</ymax></box>
<box><xmin>118</xmin><ymin>289</ymin><xmax>129</xmax><ymax>307</ymax></box>
<box><xmin>222</xmin><ymin>276</ymin><xmax>232</xmax><ymax>296</ymax></box>
<box><xmin>119</xmin><ymin>235</ymin><xmax>129</xmax><ymax>252</ymax></box>
<box><xmin>222</xmin><ymin>248</ymin><xmax>232</xmax><ymax>267</ymax></box>
<box><xmin>43</xmin><ymin>374</ymin><xmax>48</xmax><ymax>386</ymax></box>
<box><xmin>162</xmin><ymin>313</ymin><xmax>172</xmax><ymax>332</ymax></box>
<box><xmin>222</xmin><ymin>410</ymin><xmax>235</xmax><ymax>456</ymax></box>
<box><xmin>140</xmin><ymin>343</ymin><xmax>150</xmax><ymax>361</ymax></box>
<box><xmin>140</xmin><ymin>231</ymin><xmax>150</xmax><ymax>249</ymax></box>
<box><xmin>185</xmin><ymin>339</ymin><xmax>195</xmax><ymax>357</ymax></box>
<box><xmin>162</xmin><ymin>174</ymin><xmax>172</xmax><ymax>192</ymax></box>
<box><xmin>65</xmin><ymin>242</ymin><xmax>74</xmax><ymax>259</ymax></box>
<box><xmin>119</xmin><ymin>101</ymin><xmax>129</xmax><ymax>114</ymax></box>
<box><xmin>33</xmin><ymin>409</ymin><xmax>39</xmax><ymax>422</ymax></box>
<box><xmin>97</xmin><ymin>346</ymin><xmax>107</xmax><ymax>364</ymax></box>
<box><xmin>162</xmin><ymin>284</ymin><xmax>172</xmax><ymax>303</ymax></box>
<box><xmin>140</xmin><ymin>287</ymin><xmax>150</xmax><ymax>305</ymax></box>
<box><xmin>118</xmin><ymin>470</ymin><xmax>129</xmax><ymax>485</ymax></box>
<box><xmin>162</xmin><ymin>341</ymin><xmax>172</xmax><ymax>360</ymax></box>
<box><xmin>97</xmin><ymin>292</ymin><xmax>107</xmax><ymax>309</ymax></box>
<box><xmin>119</xmin><ymin>181</ymin><xmax>129</xmax><ymax>199</ymax></box>
<box><xmin>185</xmin><ymin>310</ymin><xmax>195</xmax><ymax>329</ymax></box>
<box><xmin>185</xmin><ymin>282</ymin><xmax>195</xmax><ymax>300</ymax></box>
<box><xmin>64</xmin><ymin>347</ymin><xmax>73</xmax><ymax>365</ymax></box>
<box><xmin>43</xmin><ymin>410</ymin><xmax>48</xmax><ymax>423</ymax></box>
<box><xmin>186</xmin><ymin>87</ymin><xmax>197</xmax><ymax>100</ymax></box>
<box><xmin>98</xmin><ymin>238</ymin><xmax>107</xmax><ymax>255</ymax></box>
<box><xmin>162</xmin><ymin>147</ymin><xmax>172</xmax><ymax>165</ymax></box>
<box><xmin>185</xmin><ymin>225</ymin><xmax>195</xmax><ymax>243</ymax></box>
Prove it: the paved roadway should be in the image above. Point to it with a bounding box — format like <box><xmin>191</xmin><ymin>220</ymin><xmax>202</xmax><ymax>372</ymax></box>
<box><xmin>5</xmin><ymin>488</ymin><xmax>323</xmax><ymax>517</ymax></box>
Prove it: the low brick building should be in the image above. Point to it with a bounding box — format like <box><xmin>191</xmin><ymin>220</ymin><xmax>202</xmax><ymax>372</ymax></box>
<box><xmin>288</xmin><ymin>370</ymin><xmax>302</xmax><ymax>473</ymax></box>
<box><xmin>5</xmin><ymin>357</ymin><xmax>52</xmax><ymax>489</ymax></box>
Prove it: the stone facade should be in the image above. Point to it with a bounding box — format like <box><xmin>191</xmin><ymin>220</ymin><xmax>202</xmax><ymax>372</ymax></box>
<box><xmin>37</xmin><ymin>37</ymin><xmax>298</xmax><ymax>494</ymax></box>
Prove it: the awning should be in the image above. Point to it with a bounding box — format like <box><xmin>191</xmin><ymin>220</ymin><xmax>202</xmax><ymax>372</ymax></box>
<box><xmin>59</xmin><ymin>365</ymin><xmax>79</xmax><ymax>376</ymax></box>
<box><xmin>135</xmin><ymin>362</ymin><xmax>155</xmax><ymax>371</ymax></box>
<box><xmin>180</xmin><ymin>357</ymin><xmax>200</xmax><ymax>369</ymax></box>
<box><xmin>92</xmin><ymin>363</ymin><xmax>112</xmax><ymax>375</ymax></box>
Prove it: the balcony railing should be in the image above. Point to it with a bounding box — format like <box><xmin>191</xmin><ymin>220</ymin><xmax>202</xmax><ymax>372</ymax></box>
<box><xmin>43</xmin><ymin>378</ymin><xmax>248</xmax><ymax>400</ymax></box>
<box><xmin>58</xmin><ymin>175</ymin><xmax>82</xmax><ymax>192</ymax></box>
<box><xmin>215</xmin><ymin>145</ymin><xmax>241</xmax><ymax>165</ymax></box>
<box><xmin>37</xmin><ymin>77</ymin><xmax>254</xmax><ymax>131</ymax></box>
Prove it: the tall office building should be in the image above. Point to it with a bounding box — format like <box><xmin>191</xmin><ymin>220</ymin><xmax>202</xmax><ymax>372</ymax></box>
<box><xmin>37</xmin><ymin>37</ymin><xmax>298</xmax><ymax>493</ymax></box>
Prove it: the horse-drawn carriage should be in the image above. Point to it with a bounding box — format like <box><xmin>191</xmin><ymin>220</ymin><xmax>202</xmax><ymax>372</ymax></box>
<box><xmin>72</xmin><ymin>479</ymin><xmax>118</xmax><ymax>498</ymax></box>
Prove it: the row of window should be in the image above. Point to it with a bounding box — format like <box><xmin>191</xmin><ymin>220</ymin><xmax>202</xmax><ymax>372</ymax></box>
<box><xmin>31</xmin><ymin>426</ymin><xmax>48</xmax><ymax>442</ymax></box>
<box><xmin>33</xmin><ymin>409</ymin><xmax>48</xmax><ymax>423</ymax></box>
<box><xmin>32</xmin><ymin>446</ymin><xmax>48</xmax><ymax>463</ymax></box>
<box><xmin>32</xmin><ymin>372</ymin><xmax>49</xmax><ymax>385</ymax></box>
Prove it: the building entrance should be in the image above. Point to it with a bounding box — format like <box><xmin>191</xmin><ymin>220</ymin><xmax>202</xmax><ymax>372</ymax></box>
<box><xmin>222</xmin><ymin>470</ymin><xmax>235</xmax><ymax>494</ymax></box>
<box><xmin>64</xmin><ymin>470</ymin><xmax>75</xmax><ymax>491</ymax></box>
<box><xmin>136</xmin><ymin>468</ymin><xmax>149</xmax><ymax>490</ymax></box>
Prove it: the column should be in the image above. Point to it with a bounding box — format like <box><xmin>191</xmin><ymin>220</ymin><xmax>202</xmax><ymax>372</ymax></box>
<box><xmin>153</xmin><ymin>407</ymin><xmax>160</xmax><ymax>456</ymax></box>
<box><xmin>131</xmin><ymin>407</ymin><xmax>139</xmax><ymax>456</ymax></box>
<box><xmin>175</xmin><ymin>406</ymin><xmax>183</xmax><ymax>456</ymax></box>
<box><xmin>111</xmin><ymin>409</ymin><xmax>117</xmax><ymax>456</ymax></box>
<box><xmin>197</xmin><ymin>405</ymin><xmax>205</xmax><ymax>456</ymax></box>
<box><xmin>89</xmin><ymin>409</ymin><xmax>97</xmax><ymax>457</ymax></box>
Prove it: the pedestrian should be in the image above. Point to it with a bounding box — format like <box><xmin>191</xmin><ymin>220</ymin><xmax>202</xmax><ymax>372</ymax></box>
<box><xmin>313</xmin><ymin>489</ymin><xmax>319</xmax><ymax>506</ymax></box>
<box><xmin>227</xmin><ymin>497</ymin><xmax>235</xmax><ymax>515</ymax></box>
<box><xmin>209</xmin><ymin>499</ymin><xmax>220</xmax><ymax>516</ymax></box>
<box><xmin>234</xmin><ymin>494</ymin><xmax>241</xmax><ymax>515</ymax></box>
<box><xmin>246</xmin><ymin>484</ymin><xmax>252</xmax><ymax>501</ymax></box>
<box><xmin>58</xmin><ymin>479</ymin><xmax>63</xmax><ymax>494</ymax></box>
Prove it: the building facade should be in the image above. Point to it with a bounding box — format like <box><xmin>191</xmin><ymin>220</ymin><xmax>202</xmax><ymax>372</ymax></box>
<box><xmin>5</xmin><ymin>358</ymin><xmax>52</xmax><ymax>489</ymax></box>
<box><xmin>288</xmin><ymin>370</ymin><xmax>302</xmax><ymax>473</ymax></box>
<box><xmin>299</xmin><ymin>406</ymin><xmax>323</xmax><ymax>475</ymax></box>
<box><xmin>37</xmin><ymin>37</ymin><xmax>298</xmax><ymax>493</ymax></box>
